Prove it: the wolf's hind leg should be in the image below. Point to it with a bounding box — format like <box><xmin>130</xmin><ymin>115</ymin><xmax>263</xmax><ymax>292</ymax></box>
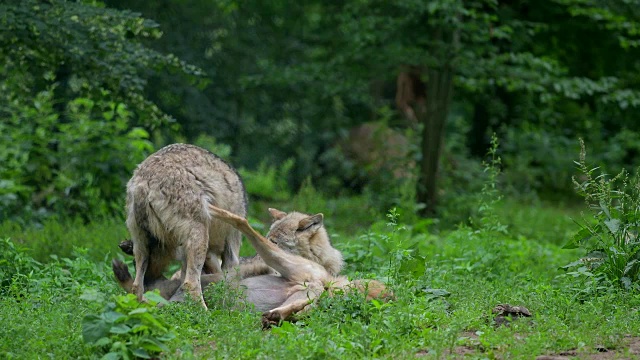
<box><xmin>221</xmin><ymin>229</ymin><xmax>241</xmax><ymax>270</ymax></box>
<box><xmin>180</xmin><ymin>222</ymin><xmax>209</xmax><ymax>308</ymax></box>
<box><xmin>129</xmin><ymin>229</ymin><xmax>150</xmax><ymax>302</ymax></box>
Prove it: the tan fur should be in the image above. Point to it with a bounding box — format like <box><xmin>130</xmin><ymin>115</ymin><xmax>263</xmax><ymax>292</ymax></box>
<box><xmin>113</xmin><ymin>206</ymin><xmax>392</xmax><ymax>327</ymax></box>
<box><xmin>126</xmin><ymin>143</ymin><xmax>247</xmax><ymax>308</ymax></box>
<box><xmin>267</xmin><ymin>208</ymin><xmax>344</xmax><ymax>276</ymax></box>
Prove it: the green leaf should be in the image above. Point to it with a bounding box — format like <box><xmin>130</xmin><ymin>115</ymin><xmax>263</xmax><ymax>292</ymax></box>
<box><xmin>157</xmin><ymin>332</ymin><xmax>176</xmax><ymax>342</ymax></box>
<box><xmin>623</xmin><ymin>259</ymin><xmax>639</xmax><ymax>276</ymax></box>
<box><xmin>127</xmin><ymin>127</ymin><xmax>149</xmax><ymax>140</ymax></box>
<box><xmin>271</xmin><ymin>321</ymin><xmax>296</xmax><ymax>335</ymax></box>
<box><xmin>94</xmin><ymin>337</ymin><xmax>111</xmax><ymax>347</ymax></box>
<box><xmin>100</xmin><ymin>353</ymin><xmax>120</xmax><ymax>360</ymax></box>
<box><xmin>82</xmin><ymin>314</ymin><xmax>111</xmax><ymax>344</ymax></box>
<box><xmin>605</xmin><ymin>219</ymin><xmax>621</xmax><ymax>235</ymax></box>
<box><xmin>563</xmin><ymin>227</ymin><xmax>592</xmax><ymax>249</ymax></box>
<box><xmin>103</xmin><ymin>311</ymin><xmax>125</xmax><ymax>323</ymax></box>
<box><xmin>131</xmin><ymin>324</ymin><xmax>150</xmax><ymax>334</ymax></box>
<box><xmin>140</xmin><ymin>337</ymin><xmax>168</xmax><ymax>352</ymax></box>
<box><xmin>600</xmin><ymin>200</ymin><xmax>612</xmax><ymax>219</ymax></box>
<box><xmin>143</xmin><ymin>290</ymin><xmax>169</xmax><ymax>306</ymax></box>
<box><xmin>132</xmin><ymin>348</ymin><xmax>152</xmax><ymax>359</ymax></box>
<box><xmin>80</xmin><ymin>289</ymin><xmax>105</xmax><ymax>303</ymax></box>
<box><xmin>561</xmin><ymin>260</ymin><xmax>584</xmax><ymax>270</ymax></box>
<box><xmin>423</xmin><ymin>288</ymin><xmax>451</xmax><ymax>301</ymax></box>
<box><xmin>128</xmin><ymin>307</ymin><xmax>149</xmax><ymax>315</ymax></box>
<box><xmin>109</xmin><ymin>324</ymin><xmax>131</xmax><ymax>335</ymax></box>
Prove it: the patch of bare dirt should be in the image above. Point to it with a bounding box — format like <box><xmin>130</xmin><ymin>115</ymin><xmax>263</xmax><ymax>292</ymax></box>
<box><xmin>415</xmin><ymin>331</ymin><xmax>483</xmax><ymax>357</ymax></box>
<box><xmin>193</xmin><ymin>340</ymin><xmax>217</xmax><ymax>356</ymax></box>
<box><xmin>537</xmin><ymin>336</ymin><xmax>640</xmax><ymax>360</ymax></box>
<box><xmin>415</xmin><ymin>346</ymin><xmax>479</xmax><ymax>358</ymax></box>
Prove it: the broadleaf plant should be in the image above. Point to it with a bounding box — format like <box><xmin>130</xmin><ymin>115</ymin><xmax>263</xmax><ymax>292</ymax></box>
<box><xmin>562</xmin><ymin>139</ymin><xmax>640</xmax><ymax>294</ymax></box>
<box><xmin>82</xmin><ymin>290</ymin><xmax>176</xmax><ymax>359</ymax></box>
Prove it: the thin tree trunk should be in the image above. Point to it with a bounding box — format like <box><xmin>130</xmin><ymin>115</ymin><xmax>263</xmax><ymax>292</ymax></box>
<box><xmin>469</xmin><ymin>96</ymin><xmax>490</xmax><ymax>158</ymax></box>
<box><xmin>416</xmin><ymin>66</ymin><xmax>454</xmax><ymax>216</ymax></box>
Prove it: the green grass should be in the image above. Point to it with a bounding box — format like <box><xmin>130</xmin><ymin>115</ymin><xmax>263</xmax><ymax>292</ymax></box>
<box><xmin>0</xmin><ymin>216</ymin><xmax>128</xmax><ymax>262</ymax></box>
<box><xmin>2</xmin><ymin>196</ymin><xmax>640</xmax><ymax>359</ymax></box>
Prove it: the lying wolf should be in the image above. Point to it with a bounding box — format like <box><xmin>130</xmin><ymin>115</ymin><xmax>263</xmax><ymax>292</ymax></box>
<box><xmin>113</xmin><ymin>206</ymin><xmax>392</xmax><ymax>327</ymax></box>
<box><xmin>125</xmin><ymin>144</ymin><xmax>247</xmax><ymax>308</ymax></box>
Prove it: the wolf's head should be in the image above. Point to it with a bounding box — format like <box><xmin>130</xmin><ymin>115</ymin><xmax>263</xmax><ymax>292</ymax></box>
<box><xmin>266</xmin><ymin>208</ymin><xmax>344</xmax><ymax>276</ymax></box>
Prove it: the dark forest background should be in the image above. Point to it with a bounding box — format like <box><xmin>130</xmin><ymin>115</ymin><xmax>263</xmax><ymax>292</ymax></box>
<box><xmin>2</xmin><ymin>0</ymin><xmax>640</xmax><ymax>224</ymax></box>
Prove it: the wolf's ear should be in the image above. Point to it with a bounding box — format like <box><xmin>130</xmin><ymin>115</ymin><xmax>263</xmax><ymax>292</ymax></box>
<box><xmin>268</xmin><ymin>208</ymin><xmax>287</xmax><ymax>221</ymax></box>
<box><xmin>298</xmin><ymin>213</ymin><xmax>324</xmax><ymax>232</ymax></box>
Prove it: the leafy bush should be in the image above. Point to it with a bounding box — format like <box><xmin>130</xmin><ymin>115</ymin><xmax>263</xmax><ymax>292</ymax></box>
<box><xmin>562</xmin><ymin>139</ymin><xmax>640</xmax><ymax>293</ymax></box>
<box><xmin>0</xmin><ymin>0</ymin><xmax>205</xmax><ymax>221</ymax></box>
<box><xmin>82</xmin><ymin>291</ymin><xmax>176</xmax><ymax>359</ymax></box>
<box><xmin>0</xmin><ymin>74</ymin><xmax>153</xmax><ymax>220</ymax></box>
<box><xmin>239</xmin><ymin>159</ymin><xmax>294</xmax><ymax>201</ymax></box>
<box><xmin>472</xmin><ymin>134</ymin><xmax>508</xmax><ymax>235</ymax></box>
<box><xmin>0</xmin><ymin>237</ymin><xmax>112</xmax><ymax>299</ymax></box>
<box><xmin>39</xmin><ymin>249</ymin><xmax>113</xmax><ymax>297</ymax></box>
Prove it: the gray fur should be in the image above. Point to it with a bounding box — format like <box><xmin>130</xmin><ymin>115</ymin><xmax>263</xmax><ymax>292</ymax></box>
<box><xmin>126</xmin><ymin>143</ymin><xmax>247</xmax><ymax>307</ymax></box>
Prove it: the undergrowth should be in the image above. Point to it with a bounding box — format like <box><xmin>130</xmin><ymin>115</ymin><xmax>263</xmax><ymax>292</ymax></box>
<box><xmin>3</xmin><ymin>138</ymin><xmax>640</xmax><ymax>358</ymax></box>
<box><xmin>82</xmin><ymin>290</ymin><xmax>176</xmax><ymax>359</ymax></box>
<box><xmin>562</xmin><ymin>139</ymin><xmax>640</xmax><ymax>296</ymax></box>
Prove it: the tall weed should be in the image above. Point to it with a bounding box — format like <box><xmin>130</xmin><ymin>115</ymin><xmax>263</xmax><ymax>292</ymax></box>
<box><xmin>472</xmin><ymin>133</ymin><xmax>508</xmax><ymax>235</ymax></box>
<box><xmin>0</xmin><ymin>238</ymin><xmax>41</xmax><ymax>296</ymax></box>
<box><xmin>562</xmin><ymin>139</ymin><xmax>640</xmax><ymax>293</ymax></box>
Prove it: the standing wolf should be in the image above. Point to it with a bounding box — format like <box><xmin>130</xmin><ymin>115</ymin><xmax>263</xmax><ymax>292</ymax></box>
<box><xmin>126</xmin><ymin>143</ymin><xmax>247</xmax><ymax>308</ymax></box>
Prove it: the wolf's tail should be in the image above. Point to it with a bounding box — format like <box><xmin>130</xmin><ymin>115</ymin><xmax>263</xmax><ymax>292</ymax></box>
<box><xmin>112</xmin><ymin>259</ymin><xmax>134</xmax><ymax>293</ymax></box>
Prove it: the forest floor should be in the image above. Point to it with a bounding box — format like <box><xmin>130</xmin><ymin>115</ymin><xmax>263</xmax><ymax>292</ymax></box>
<box><xmin>2</xmin><ymin>197</ymin><xmax>640</xmax><ymax>359</ymax></box>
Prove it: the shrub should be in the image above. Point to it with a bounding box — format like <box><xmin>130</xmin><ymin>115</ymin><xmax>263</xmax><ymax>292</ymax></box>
<box><xmin>239</xmin><ymin>159</ymin><xmax>294</xmax><ymax>201</ymax></box>
<box><xmin>82</xmin><ymin>291</ymin><xmax>176</xmax><ymax>359</ymax></box>
<box><xmin>562</xmin><ymin>139</ymin><xmax>640</xmax><ymax>293</ymax></box>
<box><xmin>0</xmin><ymin>237</ymin><xmax>113</xmax><ymax>300</ymax></box>
<box><xmin>0</xmin><ymin>74</ymin><xmax>154</xmax><ymax>221</ymax></box>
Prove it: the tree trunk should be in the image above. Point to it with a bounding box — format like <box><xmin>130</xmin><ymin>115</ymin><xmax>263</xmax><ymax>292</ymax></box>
<box><xmin>469</xmin><ymin>97</ymin><xmax>490</xmax><ymax>158</ymax></box>
<box><xmin>416</xmin><ymin>66</ymin><xmax>454</xmax><ymax>216</ymax></box>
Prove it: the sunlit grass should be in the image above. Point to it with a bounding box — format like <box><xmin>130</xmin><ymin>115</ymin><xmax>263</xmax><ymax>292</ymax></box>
<box><xmin>2</xmin><ymin>195</ymin><xmax>640</xmax><ymax>359</ymax></box>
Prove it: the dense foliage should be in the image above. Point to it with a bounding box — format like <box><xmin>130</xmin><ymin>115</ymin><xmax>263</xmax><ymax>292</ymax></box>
<box><xmin>102</xmin><ymin>0</ymin><xmax>640</xmax><ymax>212</ymax></box>
<box><xmin>0</xmin><ymin>0</ymin><xmax>202</xmax><ymax>221</ymax></box>
<box><xmin>2</xmin><ymin>0</ymin><xmax>640</xmax><ymax>221</ymax></box>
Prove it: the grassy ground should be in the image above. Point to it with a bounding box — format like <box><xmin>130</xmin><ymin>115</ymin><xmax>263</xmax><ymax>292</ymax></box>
<box><xmin>2</xmin><ymin>197</ymin><xmax>640</xmax><ymax>359</ymax></box>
